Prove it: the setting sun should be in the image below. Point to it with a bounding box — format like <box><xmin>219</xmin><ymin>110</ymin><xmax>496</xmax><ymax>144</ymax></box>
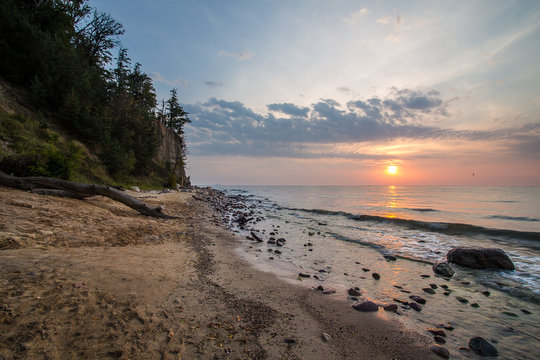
<box><xmin>386</xmin><ymin>165</ymin><xmax>398</xmax><ymax>174</ymax></box>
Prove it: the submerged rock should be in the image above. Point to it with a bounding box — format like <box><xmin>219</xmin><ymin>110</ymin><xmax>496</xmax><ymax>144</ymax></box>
<box><xmin>447</xmin><ymin>247</ymin><xmax>515</xmax><ymax>270</ymax></box>
<box><xmin>469</xmin><ymin>337</ymin><xmax>498</xmax><ymax>357</ymax></box>
<box><xmin>348</xmin><ymin>288</ymin><xmax>362</xmax><ymax>296</ymax></box>
<box><xmin>352</xmin><ymin>301</ymin><xmax>379</xmax><ymax>312</ymax></box>
<box><xmin>433</xmin><ymin>262</ymin><xmax>455</xmax><ymax>278</ymax></box>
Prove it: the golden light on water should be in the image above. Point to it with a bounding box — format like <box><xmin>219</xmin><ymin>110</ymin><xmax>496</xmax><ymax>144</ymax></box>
<box><xmin>386</xmin><ymin>165</ymin><xmax>398</xmax><ymax>174</ymax></box>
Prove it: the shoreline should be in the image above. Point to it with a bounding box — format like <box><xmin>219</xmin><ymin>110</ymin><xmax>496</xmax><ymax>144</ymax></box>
<box><xmin>0</xmin><ymin>186</ymin><xmax>438</xmax><ymax>359</ymax></box>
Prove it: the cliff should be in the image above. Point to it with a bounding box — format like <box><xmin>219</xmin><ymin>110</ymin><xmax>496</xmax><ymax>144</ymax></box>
<box><xmin>154</xmin><ymin>121</ymin><xmax>190</xmax><ymax>187</ymax></box>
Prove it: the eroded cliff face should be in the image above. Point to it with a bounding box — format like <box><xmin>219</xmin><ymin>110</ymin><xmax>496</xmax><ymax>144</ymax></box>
<box><xmin>154</xmin><ymin>121</ymin><xmax>190</xmax><ymax>187</ymax></box>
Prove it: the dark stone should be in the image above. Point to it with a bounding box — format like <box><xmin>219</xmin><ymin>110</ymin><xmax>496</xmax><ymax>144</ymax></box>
<box><xmin>434</xmin><ymin>335</ymin><xmax>446</xmax><ymax>344</ymax></box>
<box><xmin>502</xmin><ymin>311</ymin><xmax>518</xmax><ymax>317</ymax></box>
<box><xmin>316</xmin><ymin>285</ymin><xmax>324</xmax><ymax>291</ymax></box>
<box><xmin>409</xmin><ymin>302</ymin><xmax>422</xmax><ymax>311</ymax></box>
<box><xmin>440</xmin><ymin>284</ymin><xmax>449</xmax><ymax>289</ymax></box>
<box><xmin>481</xmin><ymin>291</ymin><xmax>491</xmax><ymax>297</ymax></box>
<box><xmin>428</xmin><ymin>328</ymin><xmax>446</xmax><ymax>337</ymax></box>
<box><xmin>322</xmin><ymin>289</ymin><xmax>336</xmax><ymax>295</ymax></box>
<box><xmin>393</xmin><ymin>298</ymin><xmax>409</xmax><ymax>305</ymax></box>
<box><xmin>447</xmin><ymin>247</ymin><xmax>515</xmax><ymax>270</ymax></box>
<box><xmin>352</xmin><ymin>301</ymin><xmax>379</xmax><ymax>312</ymax></box>
<box><xmin>383</xmin><ymin>255</ymin><xmax>397</xmax><ymax>261</ymax></box>
<box><xmin>469</xmin><ymin>337</ymin><xmax>498</xmax><ymax>356</ymax></box>
<box><xmin>276</xmin><ymin>240</ymin><xmax>284</xmax><ymax>246</ymax></box>
<box><xmin>429</xmin><ymin>284</ymin><xmax>438</xmax><ymax>289</ymax></box>
<box><xmin>362</xmin><ymin>268</ymin><xmax>370</xmax><ymax>272</ymax></box>
<box><xmin>422</xmin><ymin>287</ymin><xmax>436</xmax><ymax>294</ymax></box>
<box><xmin>267</xmin><ymin>239</ymin><xmax>276</xmax><ymax>244</ymax></box>
<box><xmin>313</xmin><ymin>275</ymin><xmax>320</xmax><ymax>280</ymax></box>
<box><xmin>274</xmin><ymin>250</ymin><xmax>281</xmax><ymax>254</ymax></box>
<box><xmin>298</xmin><ymin>273</ymin><xmax>311</xmax><ymax>278</ymax></box>
<box><xmin>384</xmin><ymin>304</ymin><xmax>398</xmax><ymax>312</ymax></box>
<box><xmin>348</xmin><ymin>288</ymin><xmax>362</xmax><ymax>296</ymax></box>
<box><xmin>284</xmin><ymin>338</ymin><xmax>296</xmax><ymax>344</ymax></box>
<box><xmin>471</xmin><ymin>303</ymin><xmax>479</xmax><ymax>308</ymax></box>
<box><xmin>456</xmin><ymin>296</ymin><xmax>469</xmax><ymax>304</ymax></box>
<box><xmin>420</xmin><ymin>274</ymin><xmax>431</xmax><ymax>278</ymax></box>
<box><xmin>372</xmin><ymin>273</ymin><xmax>381</xmax><ymax>280</ymax></box>
<box><xmin>433</xmin><ymin>262</ymin><xmax>455</xmax><ymax>278</ymax></box>
<box><xmin>429</xmin><ymin>345</ymin><xmax>450</xmax><ymax>359</ymax></box>
<box><xmin>443</xmin><ymin>325</ymin><xmax>454</xmax><ymax>331</ymax></box>
<box><xmin>250</xmin><ymin>232</ymin><xmax>263</xmax><ymax>242</ymax></box>
<box><xmin>521</xmin><ymin>309</ymin><xmax>532</xmax><ymax>315</ymax></box>
<box><xmin>443</xmin><ymin>291</ymin><xmax>451</xmax><ymax>296</ymax></box>
<box><xmin>409</xmin><ymin>295</ymin><xmax>426</xmax><ymax>304</ymax></box>
<box><xmin>318</xmin><ymin>269</ymin><xmax>327</xmax><ymax>273</ymax></box>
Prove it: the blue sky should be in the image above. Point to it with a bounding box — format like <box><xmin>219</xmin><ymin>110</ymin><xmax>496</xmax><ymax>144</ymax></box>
<box><xmin>89</xmin><ymin>0</ymin><xmax>540</xmax><ymax>185</ymax></box>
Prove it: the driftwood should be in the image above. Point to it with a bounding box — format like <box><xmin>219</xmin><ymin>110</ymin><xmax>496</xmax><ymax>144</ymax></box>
<box><xmin>0</xmin><ymin>171</ymin><xmax>176</xmax><ymax>219</ymax></box>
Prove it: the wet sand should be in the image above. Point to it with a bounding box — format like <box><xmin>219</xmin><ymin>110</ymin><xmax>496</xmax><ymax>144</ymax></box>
<box><xmin>0</xmin><ymin>186</ymin><xmax>438</xmax><ymax>359</ymax></box>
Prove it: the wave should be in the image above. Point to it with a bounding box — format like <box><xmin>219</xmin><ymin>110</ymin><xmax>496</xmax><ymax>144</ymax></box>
<box><xmin>488</xmin><ymin>215</ymin><xmax>539</xmax><ymax>222</ymax></box>
<box><xmin>409</xmin><ymin>208</ymin><xmax>438</xmax><ymax>212</ymax></box>
<box><xmin>285</xmin><ymin>207</ymin><xmax>540</xmax><ymax>242</ymax></box>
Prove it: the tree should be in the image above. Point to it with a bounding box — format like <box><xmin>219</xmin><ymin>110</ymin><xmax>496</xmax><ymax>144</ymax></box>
<box><xmin>165</xmin><ymin>89</ymin><xmax>191</xmax><ymax>134</ymax></box>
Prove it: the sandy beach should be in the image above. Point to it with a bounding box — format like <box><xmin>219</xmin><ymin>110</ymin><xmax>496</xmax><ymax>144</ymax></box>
<box><xmin>0</xmin><ymin>185</ymin><xmax>438</xmax><ymax>359</ymax></box>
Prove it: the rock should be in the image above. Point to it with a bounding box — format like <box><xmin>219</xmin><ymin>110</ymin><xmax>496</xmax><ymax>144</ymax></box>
<box><xmin>308</xmin><ymin>231</ymin><xmax>315</xmax><ymax>236</ymax></box>
<box><xmin>250</xmin><ymin>232</ymin><xmax>263</xmax><ymax>242</ymax></box>
<box><xmin>434</xmin><ymin>335</ymin><xmax>446</xmax><ymax>344</ymax></box>
<box><xmin>362</xmin><ymin>268</ymin><xmax>370</xmax><ymax>272</ymax></box>
<box><xmin>383</xmin><ymin>255</ymin><xmax>397</xmax><ymax>261</ymax></box>
<box><xmin>316</xmin><ymin>285</ymin><xmax>324</xmax><ymax>291</ymax></box>
<box><xmin>352</xmin><ymin>301</ymin><xmax>379</xmax><ymax>312</ymax></box>
<box><xmin>422</xmin><ymin>287</ymin><xmax>436</xmax><ymax>294</ymax></box>
<box><xmin>348</xmin><ymin>288</ymin><xmax>362</xmax><ymax>296</ymax></box>
<box><xmin>409</xmin><ymin>295</ymin><xmax>426</xmax><ymax>304</ymax></box>
<box><xmin>372</xmin><ymin>273</ymin><xmax>381</xmax><ymax>280</ymax></box>
<box><xmin>393</xmin><ymin>298</ymin><xmax>409</xmax><ymax>305</ymax></box>
<box><xmin>321</xmin><ymin>333</ymin><xmax>332</xmax><ymax>342</ymax></box>
<box><xmin>440</xmin><ymin>284</ymin><xmax>449</xmax><ymax>289</ymax></box>
<box><xmin>521</xmin><ymin>309</ymin><xmax>532</xmax><ymax>315</ymax></box>
<box><xmin>298</xmin><ymin>273</ymin><xmax>311</xmax><ymax>278</ymax></box>
<box><xmin>456</xmin><ymin>296</ymin><xmax>468</xmax><ymax>304</ymax></box>
<box><xmin>429</xmin><ymin>284</ymin><xmax>438</xmax><ymax>289</ymax></box>
<box><xmin>420</xmin><ymin>274</ymin><xmax>431</xmax><ymax>278</ymax></box>
<box><xmin>481</xmin><ymin>291</ymin><xmax>491</xmax><ymax>297</ymax></box>
<box><xmin>471</xmin><ymin>302</ymin><xmax>479</xmax><ymax>308</ymax></box>
<box><xmin>322</xmin><ymin>289</ymin><xmax>336</xmax><ymax>295</ymax></box>
<box><xmin>502</xmin><ymin>311</ymin><xmax>518</xmax><ymax>317</ymax></box>
<box><xmin>469</xmin><ymin>337</ymin><xmax>498</xmax><ymax>357</ymax></box>
<box><xmin>443</xmin><ymin>324</ymin><xmax>454</xmax><ymax>331</ymax></box>
<box><xmin>276</xmin><ymin>240</ymin><xmax>284</xmax><ymax>246</ymax></box>
<box><xmin>429</xmin><ymin>345</ymin><xmax>450</xmax><ymax>359</ymax></box>
<box><xmin>433</xmin><ymin>262</ymin><xmax>455</xmax><ymax>278</ymax></box>
<box><xmin>447</xmin><ymin>247</ymin><xmax>515</xmax><ymax>270</ymax></box>
<box><xmin>409</xmin><ymin>302</ymin><xmax>422</xmax><ymax>311</ymax></box>
<box><xmin>428</xmin><ymin>329</ymin><xmax>446</xmax><ymax>337</ymax></box>
<box><xmin>131</xmin><ymin>186</ymin><xmax>140</xmax><ymax>192</ymax></box>
<box><xmin>274</xmin><ymin>250</ymin><xmax>281</xmax><ymax>254</ymax></box>
<box><xmin>384</xmin><ymin>304</ymin><xmax>398</xmax><ymax>312</ymax></box>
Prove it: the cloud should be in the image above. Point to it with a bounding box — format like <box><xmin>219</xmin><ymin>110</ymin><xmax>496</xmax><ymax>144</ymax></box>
<box><xmin>267</xmin><ymin>103</ymin><xmax>310</xmax><ymax>117</ymax></box>
<box><xmin>343</xmin><ymin>8</ymin><xmax>368</xmax><ymax>25</ymax></box>
<box><xmin>337</xmin><ymin>86</ymin><xmax>351</xmax><ymax>93</ymax></box>
<box><xmin>150</xmin><ymin>72</ymin><xmax>190</xmax><ymax>88</ymax></box>
<box><xmin>218</xmin><ymin>50</ymin><xmax>254</xmax><ymax>60</ymax></box>
<box><xmin>376</xmin><ymin>17</ymin><xmax>392</xmax><ymax>25</ymax></box>
<box><xmin>204</xmin><ymin>81</ymin><xmax>224</xmax><ymax>88</ymax></box>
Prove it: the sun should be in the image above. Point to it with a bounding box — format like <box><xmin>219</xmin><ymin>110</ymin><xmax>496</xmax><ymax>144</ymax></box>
<box><xmin>386</xmin><ymin>165</ymin><xmax>398</xmax><ymax>175</ymax></box>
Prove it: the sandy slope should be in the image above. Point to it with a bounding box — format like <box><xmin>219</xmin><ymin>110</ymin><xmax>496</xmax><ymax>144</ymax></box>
<box><xmin>0</xmin><ymin>186</ymin><xmax>437</xmax><ymax>359</ymax></box>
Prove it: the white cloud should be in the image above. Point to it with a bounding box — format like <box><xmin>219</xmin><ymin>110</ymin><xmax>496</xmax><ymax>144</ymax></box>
<box><xmin>343</xmin><ymin>8</ymin><xmax>368</xmax><ymax>25</ymax></box>
<box><xmin>218</xmin><ymin>50</ymin><xmax>254</xmax><ymax>60</ymax></box>
<box><xmin>150</xmin><ymin>72</ymin><xmax>190</xmax><ymax>88</ymax></box>
<box><xmin>376</xmin><ymin>16</ymin><xmax>393</xmax><ymax>25</ymax></box>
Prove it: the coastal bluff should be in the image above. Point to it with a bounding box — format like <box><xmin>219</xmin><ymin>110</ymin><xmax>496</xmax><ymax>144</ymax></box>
<box><xmin>154</xmin><ymin>120</ymin><xmax>190</xmax><ymax>187</ymax></box>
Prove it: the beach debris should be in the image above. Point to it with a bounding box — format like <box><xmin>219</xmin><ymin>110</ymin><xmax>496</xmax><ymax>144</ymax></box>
<box><xmin>321</xmin><ymin>333</ymin><xmax>332</xmax><ymax>342</ymax></box>
<box><xmin>469</xmin><ymin>337</ymin><xmax>498</xmax><ymax>357</ymax></box>
<box><xmin>432</xmin><ymin>262</ymin><xmax>455</xmax><ymax>278</ymax></box>
<box><xmin>447</xmin><ymin>247</ymin><xmax>515</xmax><ymax>270</ymax></box>
<box><xmin>429</xmin><ymin>344</ymin><xmax>450</xmax><ymax>359</ymax></box>
<box><xmin>409</xmin><ymin>295</ymin><xmax>426</xmax><ymax>304</ymax></box>
<box><xmin>372</xmin><ymin>273</ymin><xmax>381</xmax><ymax>280</ymax></box>
<box><xmin>422</xmin><ymin>287</ymin><xmax>436</xmax><ymax>294</ymax></box>
<box><xmin>383</xmin><ymin>304</ymin><xmax>398</xmax><ymax>312</ymax></box>
<box><xmin>250</xmin><ymin>232</ymin><xmax>263</xmax><ymax>242</ymax></box>
<box><xmin>352</xmin><ymin>300</ymin><xmax>379</xmax><ymax>312</ymax></box>
<box><xmin>298</xmin><ymin>272</ymin><xmax>311</xmax><ymax>278</ymax></box>
<box><xmin>347</xmin><ymin>288</ymin><xmax>362</xmax><ymax>297</ymax></box>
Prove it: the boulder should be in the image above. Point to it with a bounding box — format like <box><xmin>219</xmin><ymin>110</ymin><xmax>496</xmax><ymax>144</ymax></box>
<box><xmin>352</xmin><ymin>301</ymin><xmax>379</xmax><ymax>312</ymax></box>
<box><xmin>433</xmin><ymin>262</ymin><xmax>455</xmax><ymax>278</ymax></box>
<box><xmin>429</xmin><ymin>345</ymin><xmax>450</xmax><ymax>359</ymax></box>
<box><xmin>447</xmin><ymin>247</ymin><xmax>515</xmax><ymax>270</ymax></box>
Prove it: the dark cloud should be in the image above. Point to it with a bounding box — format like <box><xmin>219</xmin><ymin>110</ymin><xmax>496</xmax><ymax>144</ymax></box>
<box><xmin>267</xmin><ymin>103</ymin><xmax>310</xmax><ymax>117</ymax></box>
<box><xmin>184</xmin><ymin>89</ymin><xmax>539</xmax><ymax>159</ymax></box>
<box><xmin>204</xmin><ymin>81</ymin><xmax>224</xmax><ymax>88</ymax></box>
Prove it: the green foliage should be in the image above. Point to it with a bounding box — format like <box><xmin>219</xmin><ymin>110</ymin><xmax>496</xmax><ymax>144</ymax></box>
<box><xmin>166</xmin><ymin>172</ymin><xmax>177</xmax><ymax>189</ymax></box>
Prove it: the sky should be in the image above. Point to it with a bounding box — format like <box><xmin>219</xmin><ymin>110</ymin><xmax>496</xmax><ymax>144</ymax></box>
<box><xmin>88</xmin><ymin>0</ymin><xmax>540</xmax><ymax>185</ymax></box>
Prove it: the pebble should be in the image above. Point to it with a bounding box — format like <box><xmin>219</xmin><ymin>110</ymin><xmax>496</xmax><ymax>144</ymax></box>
<box><xmin>470</xmin><ymin>302</ymin><xmax>479</xmax><ymax>308</ymax></box>
<box><xmin>429</xmin><ymin>284</ymin><xmax>438</xmax><ymax>289</ymax></box>
<box><xmin>422</xmin><ymin>287</ymin><xmax>436</xmax><ymax>294</ymax></box>
<box><xmin>443</xmin><ymin>291</ymin><xmax>451</xmax><ymax>296</ymax></box>
<box><xmin>429</xmin><ymin>345</ymin><xmax>450</xmax><ymax>359</ymax></box>
<box><xmin>502</xmin><ymin>311</ymin><xmax>518</xmax><ymax>317</ymax></box>
<box><xmin>362</xmin><ymin>268</ymin><xmax>370</xmax><ymax>272</ymax></box>
<box><xmin>298</xmin><ymin>273</ymin><xmax>311</xmax><ymax>278</ymax></box>
<box><xmin>322</xmin><ymin>289</ymin><xmax>336</xmax><ymax>295</ymax></box>
<box><xmin>409</xmin><ymin>302</ymin><xmax>422</xmax><ymax>311</ymax></box>
<box><xmin>456</xmin><ymin>296</ymin><xmax>469</xmax><ymax>304</ymax></box>
<box><xmin>321</xmin><ymin>333</ymin><xmax>332</xmax><ymax>342</ymax></box>
<box><xmin>409</xmin><ymin>295</ymin><xmax>426</xmax><ymax>304</ymax></box>
<box><xmin>384</xmin><ymin>304</ymin><xmax>398</xmax><ymax>312</ymax></box>
<box><xmin>427</xmin><ymin>329</ymin><xmax>446</xmax><ymax>337</ymax></box>
<box><xmin>434</xmin><ymin>336</ymin><xmax>446</xmax><ymax>344</ymax></box>
<box><xmin>440</xmin><ymin>284</ymin><xmax>449</xmax><ymax>289</ymax></box>
<box><xmin>521</xmin><ymin>309</ymin><xmax>531</xmax><ymax>315</ymax></box>
<box><xmin>372</xmin><ymin>273</ymin><xmax>381</xmax><ymax>280</ymax></box>
<box><xmin>469</xmin><ymin>337</ymin><xmax>498</xmax><ymax>357</ymax></box>
<box><xmin>274</xmin><ymin>250</ymin><xmax>281</xmax><ymax>254</ymax></box>
<box><xmin>420</xmin><ymin>274</ymin><xmax>431</xmax><ymax>278</ymax></box>
<box><xmin>348</xmin><ymin>288</ymin><xmax>362</xmax><ymax>297</ymax></box>
<box><xmin>481</xmin><ymin>291</ymin><xmax>491</xmax><ymax>297</ymax></box>
<box><xmin>352</xmin><ymin>301</ymin><xmax>379</xmax><ymax>312</ymax></box>
<box><xmin>316</xmin><ymin>285</ymin><xmax>324</xmax><ymax>291</ymax></box>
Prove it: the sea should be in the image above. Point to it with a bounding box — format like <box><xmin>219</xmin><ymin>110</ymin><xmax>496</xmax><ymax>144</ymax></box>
<box><xmin>215</xmin><ymin>185</ymin><xmax>540</xmax><ymax>359</ymax></box>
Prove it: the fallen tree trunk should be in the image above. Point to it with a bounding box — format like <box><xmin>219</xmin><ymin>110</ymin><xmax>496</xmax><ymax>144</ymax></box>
<box><xmin>0</xmin><ymin>171</ymin><xmax>176</xmax><ymax>219</ymax></box>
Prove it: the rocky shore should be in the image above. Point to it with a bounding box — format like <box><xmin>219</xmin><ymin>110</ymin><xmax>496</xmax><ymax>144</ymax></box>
<box><xmin>0</xmin><ymin>185</ymin><xmax>442</xmax><ymax>359</ymax></box>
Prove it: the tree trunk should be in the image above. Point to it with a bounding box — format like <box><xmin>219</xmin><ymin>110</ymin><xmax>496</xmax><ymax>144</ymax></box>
<box><xmin>0</xmin><ymin>171</ymin><xmax>176</xmax><ymax>219</ymax></box>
